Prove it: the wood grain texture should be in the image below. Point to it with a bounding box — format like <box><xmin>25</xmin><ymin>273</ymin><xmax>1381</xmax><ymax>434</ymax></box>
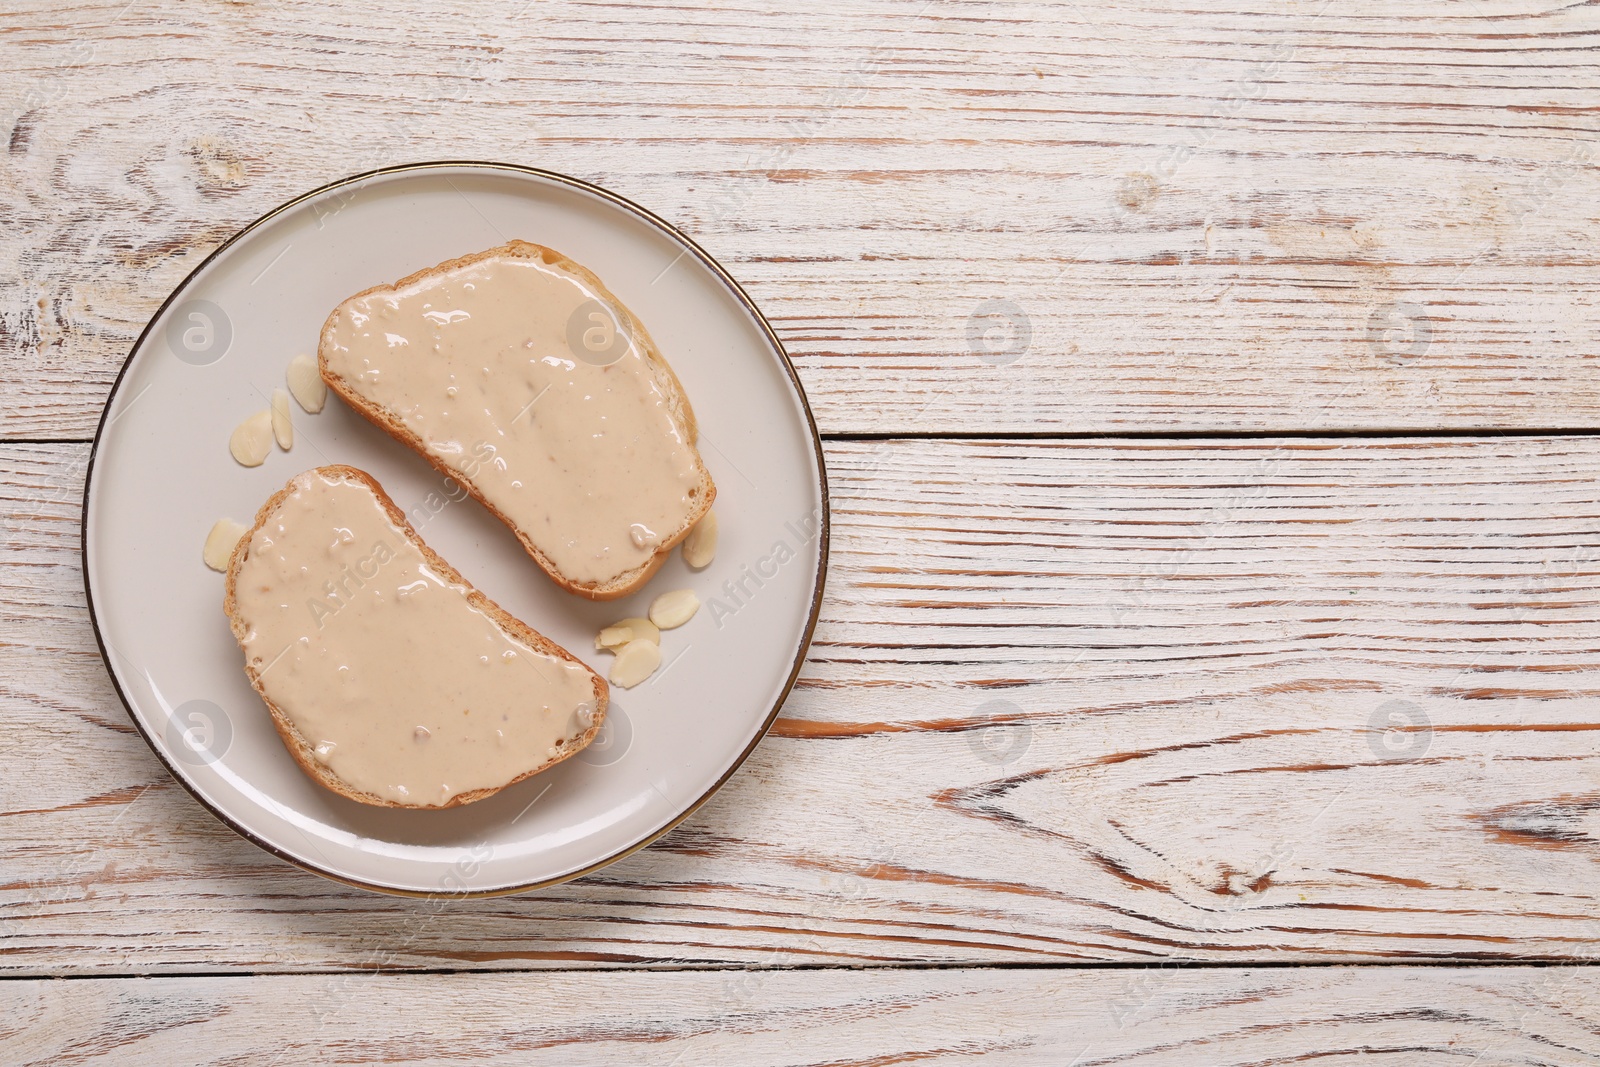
<box><xmin>10</xmin><ymin>965</ymin><xmax>1600</xmax><ymax>1065</ymax></box>
<box><xmin>5</xmin><ymin>0</ymin><xmax>1600</xmax><ymax>437</ymax></box>
<box><xmin>8</xmin><ymin>437</ymin><xmax>1600</xmax><ymax>974</ymax></box>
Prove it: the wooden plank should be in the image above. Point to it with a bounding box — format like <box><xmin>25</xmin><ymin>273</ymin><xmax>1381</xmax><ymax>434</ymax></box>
<box><xmin>8</xmin><ymin>437</ymin><xmax>1600</xmax><ymax>972</ymax></box>
<box><xmin>8</xmin><ymin>965</ymin><xmax>1600</xmax><ymax>1065</ymax></box>
<box><xmin>5</xmin><ymin>1</ymin><xmax>1600</xmax><ymax>437</ymax></box>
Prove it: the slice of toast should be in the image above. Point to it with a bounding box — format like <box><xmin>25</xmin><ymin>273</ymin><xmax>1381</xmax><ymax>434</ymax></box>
<box><xmin>318</xmin><ymin>240</ymin><xmax>716</xmax><ymax>601</ymax></box>
<box><xmin>224</xmin><ymin>465</ymin><xmax>608</xmax><ymax>809</ymax></box>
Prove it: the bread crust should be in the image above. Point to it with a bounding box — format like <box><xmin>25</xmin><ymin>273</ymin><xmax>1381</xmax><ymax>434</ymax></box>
<box><xmin>223</xmin><ymin>464</ymin><xmax>610</xmax><ymax>810</ymax></box>
<box><xmin>317</xmin><ymin>240</ymin><xmax>716</xmax><ymax>601</ymax></box>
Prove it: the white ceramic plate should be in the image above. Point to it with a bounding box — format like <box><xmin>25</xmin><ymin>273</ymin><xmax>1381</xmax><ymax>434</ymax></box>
<box><xmin>83</xmin><ymin>163</ymin><xmax>827</xmax><ymax>895</ymax></box>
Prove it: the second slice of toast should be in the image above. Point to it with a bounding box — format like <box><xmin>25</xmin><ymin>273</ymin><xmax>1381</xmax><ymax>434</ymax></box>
<box><xmin>225</xmin><ymin>465</ymin><xmax>608</xmax><ymax>809</ymax></box>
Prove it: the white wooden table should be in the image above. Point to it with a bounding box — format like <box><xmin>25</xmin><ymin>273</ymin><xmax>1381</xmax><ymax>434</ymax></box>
<box><xmin>7</xmin><ymin>0</ymin><xmax>1600</xmax><ymax>1061</ymax></box>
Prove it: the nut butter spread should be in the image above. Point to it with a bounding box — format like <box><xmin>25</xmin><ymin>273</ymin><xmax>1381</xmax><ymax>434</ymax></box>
<box><xmin>321</xmin><ymin>249</ymin><xmax>706</xmax><ymax>587</ymax></box>
<box><xmin>233</xmin><ymin>469</ymin><xmax>598</xmax><ymax>806</ymax></box>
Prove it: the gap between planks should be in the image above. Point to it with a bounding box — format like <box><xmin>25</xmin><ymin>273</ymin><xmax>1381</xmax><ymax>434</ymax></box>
<box><xmin>11</xmin><ymin>958</ymin><xmax>1600</xmax><ymax>984</ymax></box>
<box><xmin>23</xmin><ymin>427</ymin><xmax>1600</xmax><ymax>449</ymax></box>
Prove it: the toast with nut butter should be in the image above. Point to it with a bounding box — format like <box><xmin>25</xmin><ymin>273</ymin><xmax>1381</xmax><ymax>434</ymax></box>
<box><xmin>224</xmin><ymin>465</ymin><xmax>607</xmax><ymax>809</ymax></box>
<box><xmin>318</xmin><ymin>241</ymin><xmax>716</xmax><ymax>601</ymax></box>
